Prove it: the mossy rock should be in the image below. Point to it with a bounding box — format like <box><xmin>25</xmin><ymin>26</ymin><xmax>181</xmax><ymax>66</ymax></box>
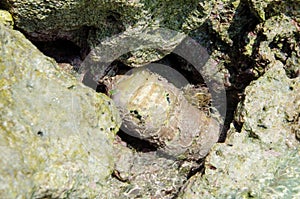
<box><xmin>1</xmin><ymin>0</ymin><xmax>214</xmax><ymax>66</ymax></box>
<box><xmin>0</xmin><ymin>24</ymin><xmax>121</xmax><ymax>198</ymax></box>
<box><xmin>179</xmin><ymin>61</ymin><xmax>300</xmax><ymax>198</ymax></box>
<box><xmin>0</xmin><ymin>9</ymin><xmax>13</xmax><ymax>28</ymax></box>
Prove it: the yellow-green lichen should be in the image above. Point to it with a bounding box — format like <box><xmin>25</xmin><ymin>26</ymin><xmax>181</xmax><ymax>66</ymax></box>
<box><xmin>0</xmin><ymin>10</ymin><xmax>13</xmax><ymax>28</ymax></box>
<box><xmin>0</xmin><ymin>21</ymin><xmax>121</xmax><ymax>198</ymax></box>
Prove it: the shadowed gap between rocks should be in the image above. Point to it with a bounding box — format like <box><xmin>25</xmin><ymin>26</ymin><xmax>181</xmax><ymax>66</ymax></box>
<box><xmin>12</xmin><ymin>0</ymin><xmax>263</xmax><ymax>144</ymax></box>
<box><xmin>7</xmin><ymin>33</ymin><xmax>246</xmax><ymax>199</ymax></box>
<box><xmin>16</xmin><ymin>3</ymin><xmax>267</xmax><ymax>186</ymax></box>
<box><xmin>27</xmin><ymin>34</ymin><xmax>253</xmax><ymax>144</ymax></box>
<box><xmin>32</xmin><ymin>40</ymin><xmax>82</xmax><ymax>63</ymax></box>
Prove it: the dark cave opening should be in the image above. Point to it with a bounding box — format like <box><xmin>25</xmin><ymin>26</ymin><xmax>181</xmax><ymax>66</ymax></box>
<box><xmin>32</xmin><ymin>39</ymin><xmax>82</xmax><ymax>64</ymax></box>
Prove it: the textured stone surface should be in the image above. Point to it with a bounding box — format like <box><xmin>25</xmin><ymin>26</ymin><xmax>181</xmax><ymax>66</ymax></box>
<box><xmin>91</xmin><ymin>67</ymin><xmax>220</xmax><ymax>198</ymax></box>
<box><xmin>244</xmin><ymin>14</ymin><xmax>300</xmax><ymax>78</ymax></box>
<box><xmin>189</xmin><ymin>0</ymin><xmax>299</xmax><ymax>89</ymax></box>
<box><xmin>0</xmin><ymin>24</ymin><xmax>121</xmax><ymax>198</ymax></box>
<box><xmin>179</xmin><ymin>61</ymin><xmax>300</xmax><ymax>198</ymax></box>
<box><xmin>235</xmin><ymin>61</ymin><xmax>300</xmax><ymax>146</ymax></box>
<box><xmin>1</xmin><ymin>0</ymin><xmax>214</xmax><ymax>66</ymax></box>
<box><xmin>248</xmin><ymin>0</ymin><xmax>300</xmax><ymax>22</ymax></box>
<box><xmin>1</xmin><ymin>0</ymin><xmax>299</xmax><ymax>198</ymax></box>
<box><xmin>0</xmin><ymin>9</ymin><xmax>13</xmax><ymax>28</ymax></box>
<box><xmin>108</xmin><ymin>145</ymin><xmax>192</xmax><ymax>198</ymax></box>
<box><xmin>180</xmin><ymin>139</ymin><xmax>300</xmax><ymax>198</ymax></box>
<box><xmin>177</xmin><ymin>1</ymin><xmax>300</xmax><ymax>196</ymax></box>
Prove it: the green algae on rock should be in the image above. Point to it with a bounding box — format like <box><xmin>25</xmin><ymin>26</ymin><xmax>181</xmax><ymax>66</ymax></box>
<box><xmin>248</xmin><ymin>0</ymin><xmax>300</xmax><ymax>22</ymax></box>
<box><xmin>1</xmin><ymin>0</ymin><xmax>214</xmax><ymax>66</ymax></box>
<box><xmin>179</xmin><ymin>138</ymin><xmax>300</xmax><ymax>198</ymax></box>
<box><xmin>1</xmin><ymin>0</ymin><xmax>299</xmax><ymax>197</ymax></box>
<box><xmin>179</xmin><ymin>61</ymin><xmax>300</xmax><ymax>198</ymax></box>
<box><xmin>189</xmin><ymin>0</ymin><xmax>299</xmax><ymax>89</ymax></box>
<box><xmin>235</xmin><ymin>61</ymin><xmax>300</xmax><ymax>147</ymax></box>
<box><xmin>0</xmin><ymin>9</ymin><xmax>13</xmax><ymax>28</ymax></box>
<box><xmin>243</xmin><ymin>14</ymin><xmax>300</xmax><ymax>78</ymax></box>
<box><xmin>0</xmin><ymin>24</ymin><xmax>121</xmax><ymax>198</ymax></box>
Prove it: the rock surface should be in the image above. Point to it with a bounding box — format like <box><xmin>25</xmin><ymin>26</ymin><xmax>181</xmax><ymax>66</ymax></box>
<box><xmin>176</xmin><ymin>1</ymin><xmax>300</xmax><ymax>196</ymax></box>
<box><xmin>0</xmin><ymin>24</ymin><xmax>121</xmax><ymax>198</ymax></box>
<box><xmin>0</xmin><ymin>0</ymin><xmax>299</xmax><ymax>198</ymax></box>
<box><xmin>0</xmin><ymin>9</ymin><xmax>13</xmax><ymax>28</ymax></box>
<box><xmin>0</xmin><ymin>0</ymin><xmax>214</xmax><ymax>66</ymax></box>
<box><xmin>107</xmin><ymin>144</ymin><xmax>192</xmax><ymax>198</ymax></box>
<box><xmin>179</xmin><ymin>61</ymin><xmax>300</xmax><ymax>198</ymax></box>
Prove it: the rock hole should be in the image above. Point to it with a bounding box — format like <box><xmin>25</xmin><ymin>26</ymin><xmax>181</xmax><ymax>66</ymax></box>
<box><xmin>37</xmin><ymin>131</ymin><xmax>44</xmax><ymax>137</ymax></box>
<box><xmin>32</xmin><ymin>39</ymin><xmax>82</xmax><ymax>64</ymax></box>
<box><xmin>233</xmin><ymin>120</ymin><xmax>243</xmax><ymax>132</ymax></box>
<box><xmin>130</xmin><ymin>110</ymin><xmax>143</xmax><ymax>121</ymax></box>
<box><xmin>96</xmin><ymin>83</ymin><xmax>108</xmax><ymax>93</ymax></box>
<box><xmin>117</xmin><ymin>130</ymin><xmax>157</xmax><ymax>152</ymax></box>
<box><xmin>186</xmin><ymin>161</ymin><xmax>205</xmax><ymax>179</ymax></box>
